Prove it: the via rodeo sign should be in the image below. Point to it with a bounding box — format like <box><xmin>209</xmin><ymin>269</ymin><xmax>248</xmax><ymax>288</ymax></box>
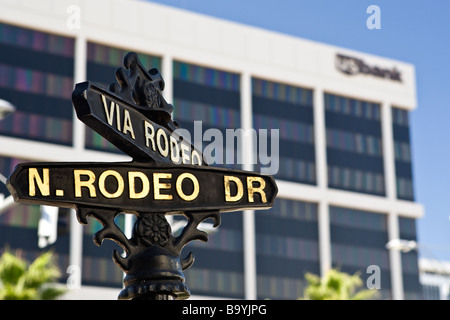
<box><xmin>7</xmin><ymin>52</ymin><xmax>277</xmax><ymax>300</ymax></box>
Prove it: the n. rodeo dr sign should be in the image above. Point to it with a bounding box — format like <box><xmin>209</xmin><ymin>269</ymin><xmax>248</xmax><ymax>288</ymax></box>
<box><xmin>7</xmin><ymin>162</ymin><xmax>276</xmax><ymax>214</ymax></box>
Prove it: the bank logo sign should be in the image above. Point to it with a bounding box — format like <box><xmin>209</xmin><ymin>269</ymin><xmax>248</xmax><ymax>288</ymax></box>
<box><xmin>335</xmin><ymin>53</ymin><xmax>402</xmax><ymax>82</ymax></box>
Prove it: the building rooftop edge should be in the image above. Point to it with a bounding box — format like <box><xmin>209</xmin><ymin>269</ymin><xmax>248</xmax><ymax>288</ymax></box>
<box><xmin>0</xmin><ymin>0</ymin><xmax>417</xmax><ymax>109</ymax></box>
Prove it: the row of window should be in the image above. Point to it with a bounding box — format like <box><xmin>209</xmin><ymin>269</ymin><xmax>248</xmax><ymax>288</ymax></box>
<box><xmin>87</xmin><ymin>42</ymin><xmax>161</xmax><ymax>70</ymax></box>
<box><xmin>257</xmin><ymin>274</ymin><xmax>304</xmax><ymax>300</ymax></box>
<box><xmin>172</xmin><ymin>98</ymin><xmax>240</xmax><ymax>129</ymax></box>
<box><xmin>0</xmin><ymin>22</ymin><xmax>74</xmax><ymax>57</ymax></box>
<box><xmin>328</xmin><ymin>165</ymin><xmax>386</xmax><ymax>196</ymax></box>
<box><xmin>324</xmin><ymin>93</ymin><xmax>381</xmax><ymax>120</ymax></box>
<box><xmin>252</xmin><ymin>77</ymin><xmax>313</xmax><ymax>106</ymax></box>
<box><xmin>253</xmin><ymin>114</ymin><xmax>314</xmax><ymax>144</ymax></box>
<box><xmin>326</xmin><ymin>127</ymin><xmax>382</xmax><ymax>156</ymax></box>
<box><xmin>173</xmin><ymin>60</ymin><xmax>240</xmax><ymax>92</ymax></box>
<box><xmin>0</xmin><ymin>63</ymin><xmax>73</xmax><ymax>100</ymax></box>
<box><xmin>257</xmin><ymin>234</ymin><xmax>319</xmax><ymax>261</ymax></box>
<box><xmin>0</xmin><ymin>111</ymin><xmax>73</xmax><ymax>145</ymax></box>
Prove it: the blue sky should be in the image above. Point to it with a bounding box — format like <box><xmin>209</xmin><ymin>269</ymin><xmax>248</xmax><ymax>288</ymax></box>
<box><xmin>144</xmin><ymin>0</ymin><xmax>450</xmax><ymax>262</ymax></box>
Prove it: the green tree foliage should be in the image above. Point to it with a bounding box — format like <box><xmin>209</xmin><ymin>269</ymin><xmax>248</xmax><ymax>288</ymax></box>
<box><xmin>301</xmin><ymin>268</ymin><xmax>379</xmax><ymax>300</ymax></box>
<box><xmin>0</xmin><ymin>250</ymin><xmax>66</xmax><ymax>300</ymax></box>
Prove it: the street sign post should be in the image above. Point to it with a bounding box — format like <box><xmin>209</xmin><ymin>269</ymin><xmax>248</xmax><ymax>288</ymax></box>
<box><xmin>7</xmin><ymin>52</ymin><xmax>278</xmax><ymax>300</ymax></box>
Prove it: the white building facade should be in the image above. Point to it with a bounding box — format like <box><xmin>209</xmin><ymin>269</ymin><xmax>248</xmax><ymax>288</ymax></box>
<box><xmin>0</xmin><ymin>0</ymin><xmax>424</xmax><ymax>300</ymax></box>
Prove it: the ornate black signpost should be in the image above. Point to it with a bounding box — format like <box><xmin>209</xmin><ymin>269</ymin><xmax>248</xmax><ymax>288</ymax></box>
<box><xmin>7</xmin><ymin>52</ymin><xmax>277</xmax><ymax>300</ymax></box>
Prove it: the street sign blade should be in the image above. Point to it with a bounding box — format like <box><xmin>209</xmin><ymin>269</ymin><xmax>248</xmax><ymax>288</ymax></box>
<box><xmin>7</xmin><ymin>162</ymin><xmax>278</xmax><ymax>214</ymax></box>
<box><xmin>72</xmin><ymin>82</ymin><xmax>206</xmax><ymax>165</ymax></box>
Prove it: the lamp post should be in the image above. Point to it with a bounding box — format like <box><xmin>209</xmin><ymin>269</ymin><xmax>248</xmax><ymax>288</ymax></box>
<box><xmin>0</xmin><ymin>186</ymin><xmax>16</xmax><ymax>215</ymax></box>
<box><xmin>0</xmin><ymin>99</ymin><xmax>15</xmax><ymax>120</ymax></box>
<box><xmin>385</xmin><ymin>238</ymin><xmax>419</xmax><ymax>300</ymax></box>
<box><xmin>386</xmin><ymin>238</ymin><xmax>418</xmax><ymax>253</ymax></box>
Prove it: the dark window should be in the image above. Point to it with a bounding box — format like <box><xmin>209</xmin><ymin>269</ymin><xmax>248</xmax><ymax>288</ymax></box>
<box><xmin>325</xmin><ymin>93</ymin><xmax>385</xmax><ymax>196</ymax></box>
<box><xmin>330</xmin><ymin>206</ymin><xmax>391</xmax><ymax>299</ymax></box>
<box><xmin>0</xmin><ymin>22</ymin><xmax>74</xmax><ymax>145</ymax></box>
<box><xmin>252</xmin><ymin>78</ymin><xmax>315</xmax><ymax>184</ymax></box>
<box><xmin>392</xmin><ymin>107</ymin><xmax>415</xmax><ymax>201</ymax></box>
<box><xmin>256</xmin><ymin>199</ymin><xmax>320</xmax><ymax>299</ymax></box>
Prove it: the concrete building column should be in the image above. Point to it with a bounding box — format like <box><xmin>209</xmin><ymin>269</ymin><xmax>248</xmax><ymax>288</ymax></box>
<box><xmin>313</xmin><ymin>87</ymin><xmax>331</xmax><ymax>276</ymax></box>
<box><xmin>241</xmin><ymin>71</ymin><xmax>257</xmax><ymax>300</ymax></box>
<box><xmin>68</xmin><ymin>34</ymin><xmax>87</xmax><ymax>290</ymax></box>
<box><xmin>381</xmin><ymin>101</ymin><xmax>404</xmax><ymax>300</ymax></box>
<box><xmin>73</xmin><ymin>34</ymin><xmax>87</xmax><ymax>152</ymax></box>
